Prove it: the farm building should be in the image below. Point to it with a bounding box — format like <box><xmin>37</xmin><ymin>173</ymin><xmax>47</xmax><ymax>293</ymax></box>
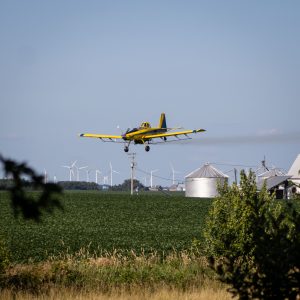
<box><xmin>168</xmin><ymin>183</ymin><xmax>185</xmax><ymax>192</ymax></box>
<box><xmin>185</xmin><ymin>163</ymin><xmax>228</xmax><ymax>198</ymax></box>
<box><xmin>288</xmin><ymin>154</ymin><xmax>300</xmax><ymax>194</ymax></box>
<box><xmin>256</xmin><ymin>167</ymin><xmax>295</xmax><ymax>199</ymax></box>
<box><xmin>257</xmin><ymin>174</ymin><xmax>291</xmax><ymax>199</ymax></box>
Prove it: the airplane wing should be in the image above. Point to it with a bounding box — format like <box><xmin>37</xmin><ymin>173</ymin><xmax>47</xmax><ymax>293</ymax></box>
<box><xmin>79</xmin><ymin>133</ymin><xmax>123</xmax><ymax>141</ymax></box>
<box><xmin>145</xmin><ymin>129</ymin><xmax>206</xmax><ymax>139</ymax></box>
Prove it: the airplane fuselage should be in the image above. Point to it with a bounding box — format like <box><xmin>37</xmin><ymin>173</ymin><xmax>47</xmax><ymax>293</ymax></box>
<box><xmin>122</xmin><ymin>124</ymin><xmax>167</xmax><ymax>144</ymax></box>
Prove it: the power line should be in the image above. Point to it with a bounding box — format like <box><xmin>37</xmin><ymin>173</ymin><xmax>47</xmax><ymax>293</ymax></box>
<box><xmin>136</xmin><ymin>167</ymin><xmax>183</xmax><ymax>184</ymax></box>
<box><xmin>136</xmin><ymin>162</ymin><xmax>259</xmax><ymax>186</ymax></box>
<box><xmin>211</xmin><ymin>162</ymin><xmax>258</xmax><ymax>168</ymax></box>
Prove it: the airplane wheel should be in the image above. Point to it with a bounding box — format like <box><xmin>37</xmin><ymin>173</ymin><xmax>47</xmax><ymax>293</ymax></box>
<box><xmin>124</xmin><ymin>146</ymin><xmax>129</xmax><ymax>152</ymax></box>
<box><xmin>145</xmin><ymin>145</ymin><xmax>150</xmax><ymax>152</ymax></box>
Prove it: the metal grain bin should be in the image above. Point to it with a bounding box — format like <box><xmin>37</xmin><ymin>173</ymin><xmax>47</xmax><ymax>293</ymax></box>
<box><xmin>185</xmin><ymin>163</ymin><xmax>228</xmax><ymax>198</ymax></box>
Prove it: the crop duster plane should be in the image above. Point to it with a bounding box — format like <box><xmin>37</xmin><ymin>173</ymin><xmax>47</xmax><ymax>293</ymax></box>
<box><xmin>79</xmin><ymin>113</ymin><xmax>205</xmax><ymax>152</ymax></box>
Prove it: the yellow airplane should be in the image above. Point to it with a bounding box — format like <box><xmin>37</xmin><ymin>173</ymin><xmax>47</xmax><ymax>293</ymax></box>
<box><xmin>79</xmin><ymin>113</ymin><xmax>205</xmax><ymax>152</ymax></box>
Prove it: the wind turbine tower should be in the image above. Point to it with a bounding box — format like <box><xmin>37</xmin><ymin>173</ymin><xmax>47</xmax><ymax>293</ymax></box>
<box><xmin>85</xmin><ymin>168</ymin><xmax>92</xmax><ymax>182</ymax></box>
<box><xmin>95</xmin><ymin>169</ymin><xmax>101</xmax><ymax>184</ymax></box>
<box><xmin>170</xmin><ymin>163</ymin><xmax>180</xmax><ymax>185</ymax></box>
<box><xmin>103</xmin><ymin>176</ymin><xmax>109</xmax><ymax>185</ymax></box>
<box><xmin>109</xmin><ymin>162</ymin><xmax>120</xmax><ymax>187</ymax></box>
<box><xmin>150</xmin><ymin>169</ymin><xmax>159</xmax><ymax>188</ymax></box>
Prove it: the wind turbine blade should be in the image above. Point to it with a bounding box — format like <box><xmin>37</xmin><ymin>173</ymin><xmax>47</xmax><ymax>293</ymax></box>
<box><xmin>71</xmin><ymin>160</ymin><xmax>77</xmax><ymax>167</ymax></box>
<box><xmin>170</xmin><ymin>163</ymin><xmax>175</xmax><ymax>172</ymax></box>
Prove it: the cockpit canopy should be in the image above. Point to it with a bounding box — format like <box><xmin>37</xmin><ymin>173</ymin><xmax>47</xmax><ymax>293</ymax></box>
<box><xmin>140</xmin><ymin>122</ymin><xmax>151</xmax><ymax>129</ymax></box>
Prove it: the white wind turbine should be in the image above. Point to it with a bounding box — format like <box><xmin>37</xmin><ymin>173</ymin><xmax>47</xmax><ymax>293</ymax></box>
<box><xmin>62</xmin><ymin>160</ymin><xmax>77</xmax><ymax>181</ymax></box>
<box><xmin>95</xmin><ymin>169</ymin><xmax>102</xmax><ymax>184</ymax></box>
<box><xmin>109</xmin><ymin>162</ymin><xmax>120</xmax><ymax>187</ymax></box>
<box><xmin>150</xmin><ymin>169</ymin><xmax>159</xmax><ymax>188</ymax></box>
<box><xmin>170</xmin><ymin>163</ymin><xmax>180</xmax><ymax>185</ymax></box>
<box><xmin>76</xmin><ymin>165</ymin><xmax>88</xmax><ymax>181</ymax></box>
<box><xmin>85</xmin><ymin>168</ymin><xmax>93</xmax><ymax>182</ymax></box>
<box><xmin>103</xmin><ymin>176</ymin><xmax>109</xmax><ymax>185</ymax></box>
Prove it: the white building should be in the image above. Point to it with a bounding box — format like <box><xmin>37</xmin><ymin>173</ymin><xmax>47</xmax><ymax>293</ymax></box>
<box><xmin>288</xmin><ymin>154</ymin><xmax>300</xmax><ymax>194</ymax></box>
<box><xmin>185</xmin><ymin>163</ymin><xmax>228</xmax><ymax>198</ymax></box>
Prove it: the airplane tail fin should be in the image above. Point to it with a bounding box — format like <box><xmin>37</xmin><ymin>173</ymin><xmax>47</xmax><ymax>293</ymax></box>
<box><xmin>158</xmin><ymin>113</ymin><xmax>167</xmax><ymax>130</ymax></box>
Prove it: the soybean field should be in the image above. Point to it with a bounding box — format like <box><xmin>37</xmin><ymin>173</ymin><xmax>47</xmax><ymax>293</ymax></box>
<box><xmin>0</xmin><ymin>191</ymin><xmax>212</xmax><ymax>262</ymax></box>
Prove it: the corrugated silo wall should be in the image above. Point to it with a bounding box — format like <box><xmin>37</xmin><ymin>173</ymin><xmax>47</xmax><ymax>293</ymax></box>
<box><xmin>185</xmin><ymin>177</ymin><xmax>228</xmax><ymax>198</ymax></box>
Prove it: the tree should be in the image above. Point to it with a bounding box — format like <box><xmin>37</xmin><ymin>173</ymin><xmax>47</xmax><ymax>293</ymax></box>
<box><xmin>0</xmin><ymin>155</ymin><xmax>63</xmax><ymax>221</ymax></box>
<box><xmin>111</xmin><ymin>179</ymin><xmax>145</xmax><ymax>191</ymax></box>
<box><xmin>203</xmin><ymin>170</ymin><xmax>300</xmax><ymax>299</ymax></box>
<box><xmin>58</xmin><ymin>181</ymin><xmax>100</xmax><ymax>190</ymax></box>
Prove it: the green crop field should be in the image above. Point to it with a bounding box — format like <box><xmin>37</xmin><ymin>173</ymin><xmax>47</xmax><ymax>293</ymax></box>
<box><xmin>0</xmin><ymin>191</ymin><xmax>212</xmax><ymax>262</ymax></box>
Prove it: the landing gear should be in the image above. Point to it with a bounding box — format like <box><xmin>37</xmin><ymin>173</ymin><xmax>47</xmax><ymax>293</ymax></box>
<box><xmin>145</xmin><ymin>145</ymin><xmax>150</xmax><ymax>152</ymax></box>
<box><xmin>124</xmin><ymin>142</ymin><xmax>131</xmax><ymax>153</ymax></box>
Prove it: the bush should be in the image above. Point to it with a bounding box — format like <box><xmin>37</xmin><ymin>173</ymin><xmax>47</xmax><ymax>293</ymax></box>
<box><xmin>203</xmin><ymin>170</ymin><xmax>300</xmax><ymax>299</ymax></box>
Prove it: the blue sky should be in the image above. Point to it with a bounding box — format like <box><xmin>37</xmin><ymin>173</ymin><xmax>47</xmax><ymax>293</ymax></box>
<box><xmin>1</xmin><ymin>0</ymin><xmax>299</xmax><ymax>186</ymax></box>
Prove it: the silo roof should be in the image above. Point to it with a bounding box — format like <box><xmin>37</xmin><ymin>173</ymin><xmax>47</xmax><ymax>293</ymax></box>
<box><xmin>258</xmin><ymin>168</ymin><xmax>286</xmax><ymax>178</ymax></box>
<box><xmin>185</xmin><ymin>163</ymin><xmax>229</xmax><ymax>179</ymax></box>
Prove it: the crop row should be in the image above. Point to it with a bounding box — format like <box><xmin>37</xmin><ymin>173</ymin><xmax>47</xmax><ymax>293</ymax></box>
<box><xmin>0</xmin><ymin>191</ymin><xmax>212</xmax><ymax>262</ymax></box>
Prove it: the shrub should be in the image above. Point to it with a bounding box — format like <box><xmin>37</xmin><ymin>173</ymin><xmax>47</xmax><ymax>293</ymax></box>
<box><xmin>203</xmin><ymin>170</ymin><xmax>300</xmax><ymax>299</ymax></box>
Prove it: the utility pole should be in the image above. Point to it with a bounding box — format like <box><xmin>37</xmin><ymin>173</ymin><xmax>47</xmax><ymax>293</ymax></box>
<box><xmin>128</xmin><ymin>153</ymin><xmax>136</xmax><ymax>195</ymax></box>
<box><xmin>234</xmin><ymin>168</ymin><xmax>237</xmax><ymax>184</ymax></box>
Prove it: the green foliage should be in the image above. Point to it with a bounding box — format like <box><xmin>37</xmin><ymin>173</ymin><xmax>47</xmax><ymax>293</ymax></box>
<box><xmin>58</xmin><ymin>181</ymin><xmax>100</xmax><ymax>190</ymax></box>
<box><xmin>204</xmin><ymin>170</ymin><xmax>300</xmax><ymax>299</ymax></box>
<box><xmin>203</xmin><ymin>170</ymin><xmax>270</xmax><ymax>258</ymax></box>
<box><xmin>111</xmin><ymin>179</ymin><xmax>145</xmax><ymax>191</ymax></box>
<box><xmin>0</xmin><ymin>155</ymin><xmax>63</xmax><ymax>222</ymax></box>
<box><xmin>0</xmin><ymin>192</ymin><xmax>211</xmax><ymax>262</ymax></box>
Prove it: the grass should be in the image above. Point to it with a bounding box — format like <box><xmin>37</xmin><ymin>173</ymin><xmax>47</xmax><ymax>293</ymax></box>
<box><xmin>0</xmin><ymin>248</ymin><xmax>231</xmax><ymax>299</ymax></box>
<box><xmin>0</xmin><ymin>287</ymin><xmax>232</xmax><ymax>300</ymax></box>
